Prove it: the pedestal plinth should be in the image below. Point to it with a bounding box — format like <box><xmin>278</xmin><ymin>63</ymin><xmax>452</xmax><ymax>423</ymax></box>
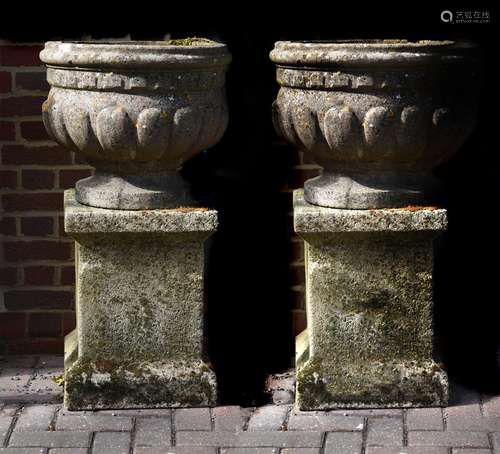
<box><xmin>63</xmin><ymin>190</ymin><xmax>217</xmax><ymax>409</ymax></box>
<box><xmin>294</xmin><ymin>190</ymin><xmax>448</xmax><ymax>409</ymax></box>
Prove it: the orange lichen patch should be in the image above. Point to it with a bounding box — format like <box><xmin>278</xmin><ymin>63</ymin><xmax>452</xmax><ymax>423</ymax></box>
<box><xmin>141</xmin><ymin>206</ymin><xmax>210</xmax><ymax>213</ymax></box>
<box><xmin>389</xmin><ymin>205</ymin><xmax>438</xmax><ymax>212</ymax></box>
<box><xmin>175</xmin><ymin>206</ymin><xmax>209</xmax><ymax>213</ymax></box>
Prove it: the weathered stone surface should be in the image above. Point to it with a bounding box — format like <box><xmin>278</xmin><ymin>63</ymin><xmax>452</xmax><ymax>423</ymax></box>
<box><xmin>41</xmin><ymin>40</ymin><xmax>231</xmax><ymax>209</ymax></box>
<box><xmin>63</xmin><ymin>191</ymin><xmax>217</xmax><ymax>409</ymax></box>
<box><xmin>64</xmin><ymin>190</ymin><xmax>217</xmax><ymax>234</ymax></box>
<box><xmin>271</xmin><ymin>40</ymin><xmax>481</xmax><ymax>209</ymax></box>
<box><xmin>294</xmin><ymin>190</ymin><xmax>448</xmax><ymax>409</ymax></box>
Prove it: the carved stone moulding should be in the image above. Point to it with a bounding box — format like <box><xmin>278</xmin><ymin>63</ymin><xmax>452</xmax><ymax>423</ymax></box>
<box><xmin>270</xmin><ymin>40</ymin><xmax>481</xmax><ymax>209</ymax></box>
<box><xmin>41</xmin><ymin>40</ymin><xmax>231</xmax><ymax>209</ymax></box>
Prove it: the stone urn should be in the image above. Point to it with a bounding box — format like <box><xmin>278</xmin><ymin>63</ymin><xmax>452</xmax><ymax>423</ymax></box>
<box><xmin>270</xmin><ymin>40</ymin><xmax>481</xmax><ymax>208</ymax></box>
<box><xmin>40</xmin><ymin>40</ymin><xmax>231</xmax><ymax>209</ymax></box>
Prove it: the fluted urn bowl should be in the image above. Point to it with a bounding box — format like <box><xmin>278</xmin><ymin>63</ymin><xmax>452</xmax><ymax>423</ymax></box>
<box><xmin>270</xmin><ymin>40</ymin><xmax>481</xmax><ymax>209</ymax></box>
<box><xmin>41</xmin><ymin>40</ymin><xmax>231</xmax><ymax>209</ymax></box>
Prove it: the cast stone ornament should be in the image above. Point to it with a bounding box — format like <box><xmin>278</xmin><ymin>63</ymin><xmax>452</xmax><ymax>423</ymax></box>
<box><xmin>270</xmin><ymin>40</ymin><xmax>481</xmax><ymax>208</ymax></box>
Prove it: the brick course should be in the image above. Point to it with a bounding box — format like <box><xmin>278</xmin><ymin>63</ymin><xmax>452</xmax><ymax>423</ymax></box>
<box><xmin>0</xmin><ymin>41</ymin><xmax>93</xmax><ymax>354</ymax></box>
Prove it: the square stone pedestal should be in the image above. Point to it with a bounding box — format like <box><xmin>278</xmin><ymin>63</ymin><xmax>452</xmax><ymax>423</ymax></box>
<box><xmin>63</xmin><ymin>190</ymin><xmax>217</xmax><ymax>410</ymax></box>
<box><xmin>294</xmin><ymin>190</ymin><xmax>448</xmax><ymax>410</ymax></box>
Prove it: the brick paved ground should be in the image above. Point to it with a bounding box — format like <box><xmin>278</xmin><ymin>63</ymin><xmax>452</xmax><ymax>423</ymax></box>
<box><xmin>2</xmin><ymin>356</ymin><xmax>500</xmax><ymax>453</ymax></box>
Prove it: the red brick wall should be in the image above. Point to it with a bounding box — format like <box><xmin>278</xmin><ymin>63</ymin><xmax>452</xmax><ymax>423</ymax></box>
<box><xmin>282</xmin><ymin>148</ymin><xmax>321</xmax><ymax>337</ymax></box>
<box><xmin>0</xmin><ymin>42</ymin><xmax>93</xmax><ymax>353</ymax></box>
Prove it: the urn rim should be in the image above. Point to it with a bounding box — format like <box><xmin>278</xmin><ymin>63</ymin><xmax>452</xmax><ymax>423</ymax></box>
<box><xmin>40</xmin><ymin>40</ymin><xmax>232</xmax><ymax>70</ymax></box>
<box><xmin>270</xmin><ymin>39</ymin><xmax>479</xmax><ymax>68</ymax></box>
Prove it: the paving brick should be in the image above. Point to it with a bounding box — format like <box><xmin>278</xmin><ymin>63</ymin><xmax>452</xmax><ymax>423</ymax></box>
<box><xmin>26</xmin><ymin>368</ymin><xmax>64</xmax><ymax>396</ymax></box>
<box><xmin>408</xmin><ymin>431</ymin><xmax>489</xmax><ymax>448</ymax></box>
<box><xmin>0</xmin><ymin>449</ymin><xmax>48</xmax><ymax>453</ymax></box>
<box><xmin>281</xmin><ymin>450</ymin><xmax>320</xmax><ymax>454</ymax></box>
<box><xmin>482</xmin><ymin>396</ymin><xmax>500</xmax><ymax>417</ymax></box>
<box><xmin>366</xmin><ymin>448</ymin><xmax>449</xmax><ymax>454</ymax></box>
<box><xmin>0</xmin><ymin>404</ymin><xmax>21</xmax><ymax>416</ymax></box>
<box><xmin>134</xmin><ymin>448</ymin><xmax>216</xmax><ymax>454</ymax></box>
<box><xmin>9</xmin><ymin>431</ymin><xmax>91</xmax><ymax>448</ymax></box>
<box><xmin>330</xmin><ymin>408</ymin><xmax>403</xmax><ymax>417</ymax></box>
<box><xmin>221</xmin><ymin>449</ymin><xmax>278</xmax><ymax>454</ymax></box>
<box><xmin>0</xmin><ymin>369</ymin><xmax>33</xmax><ymax>395</ymax></box>
<box><xmin>175</xmin><ymin>408</ymin><xmax>211</xmax><ymax>431</ymax></box>
<box><xmin>15</xmin><ymin>405</ymin><xmax>58</xmax><ymax>431</ymax></box>
<box><xmin>366</xmin><ymin>417</ymin><xmax>403</xmax><ymax>447</ymax></box>
<box><xmin>324</xmin><ymin>431</ymin><xmax>362</xmax><ymax>454</ymax></box>
<box><xmin>1</xmin><ymin>416</ymin><xmax>14</xmax><ymax>445</ymax></box>
<box><xmin>98</xmin><ymin>408</ymin><xmax>172</xmax><ymax>417</ymax></box>
<box><xmin>447</xmin><ymin>415</ymin><xmax>500</xmax><ymax>431</ymax></box>
<box><xmin>49</xmin><ymin>450</ymin><xmax>88</xmax><ymax>454</ymax></box>
<box><xmin>451</xmin><ymin>449</ymin><xmax>492</xmax><ymax>454</ymax></box>
<box><xmin>213</xmin><ymin>407</ymin><xmax>251</xmax><ymax>431</ymax></box>
<box><xmin>446</xmin><ymin>384</ymin><xmax>482</xmax><ymax>418</ymax></box>
<box><xmin>55</xmin><ymin>414</ymin><xmax>132</xmax><ymax>431</ymax></box>
<box><xmin>134</xmin><ymin>417</ymin><xmax>171</xmax><ymax>448</ymax></box>
<box><xmin>92</xmin><ymin>432</ymin><xmax>130</xmax><ymax>454</ymax></box>
<box><xmin>175</xmin><ymin>431</ymin><xmax>323</xmax><ymax>448</ymax></box>
<box><xmin>287</xmin><ymin>413</ymin><xmax>364</xmax><ymax>431</ymax></box>
<box><xmin>407</xmin><ymin>408</ymin><xmax>444</xmax><ymax>431</ymax></box>
<box><xmin>247</xmin><ymin>406</ymin><xmax>289</xmax><ymax>431</ymax></box>
<box><xmin>490</xmin><ymin>432</ymin><xmax>500</xmax><ymax>452</ymax></box>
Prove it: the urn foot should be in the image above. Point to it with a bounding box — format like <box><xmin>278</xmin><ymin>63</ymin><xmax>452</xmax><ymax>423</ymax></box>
<box><xmin>76</xmin><ymin>170</ymin><xmax>194</xmax><ymax>210</ymax></box>
<box><xmin>304</xmin><ymin>172</ymin><xmax>441</xmax><ymax>209</ymax></box>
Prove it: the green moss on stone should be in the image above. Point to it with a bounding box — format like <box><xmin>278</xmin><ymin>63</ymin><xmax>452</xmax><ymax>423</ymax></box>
<box><xmin>165</xmin><ymin>37</ymin><xmax>216</xmax><ymax>46</ymax></box>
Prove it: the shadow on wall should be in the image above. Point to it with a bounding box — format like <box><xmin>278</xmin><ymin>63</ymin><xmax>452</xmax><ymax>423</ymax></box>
<box><xmin>183</xmin><ymin>32</ymin><xmax>296</xmax><ymax>405</ymax></box>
